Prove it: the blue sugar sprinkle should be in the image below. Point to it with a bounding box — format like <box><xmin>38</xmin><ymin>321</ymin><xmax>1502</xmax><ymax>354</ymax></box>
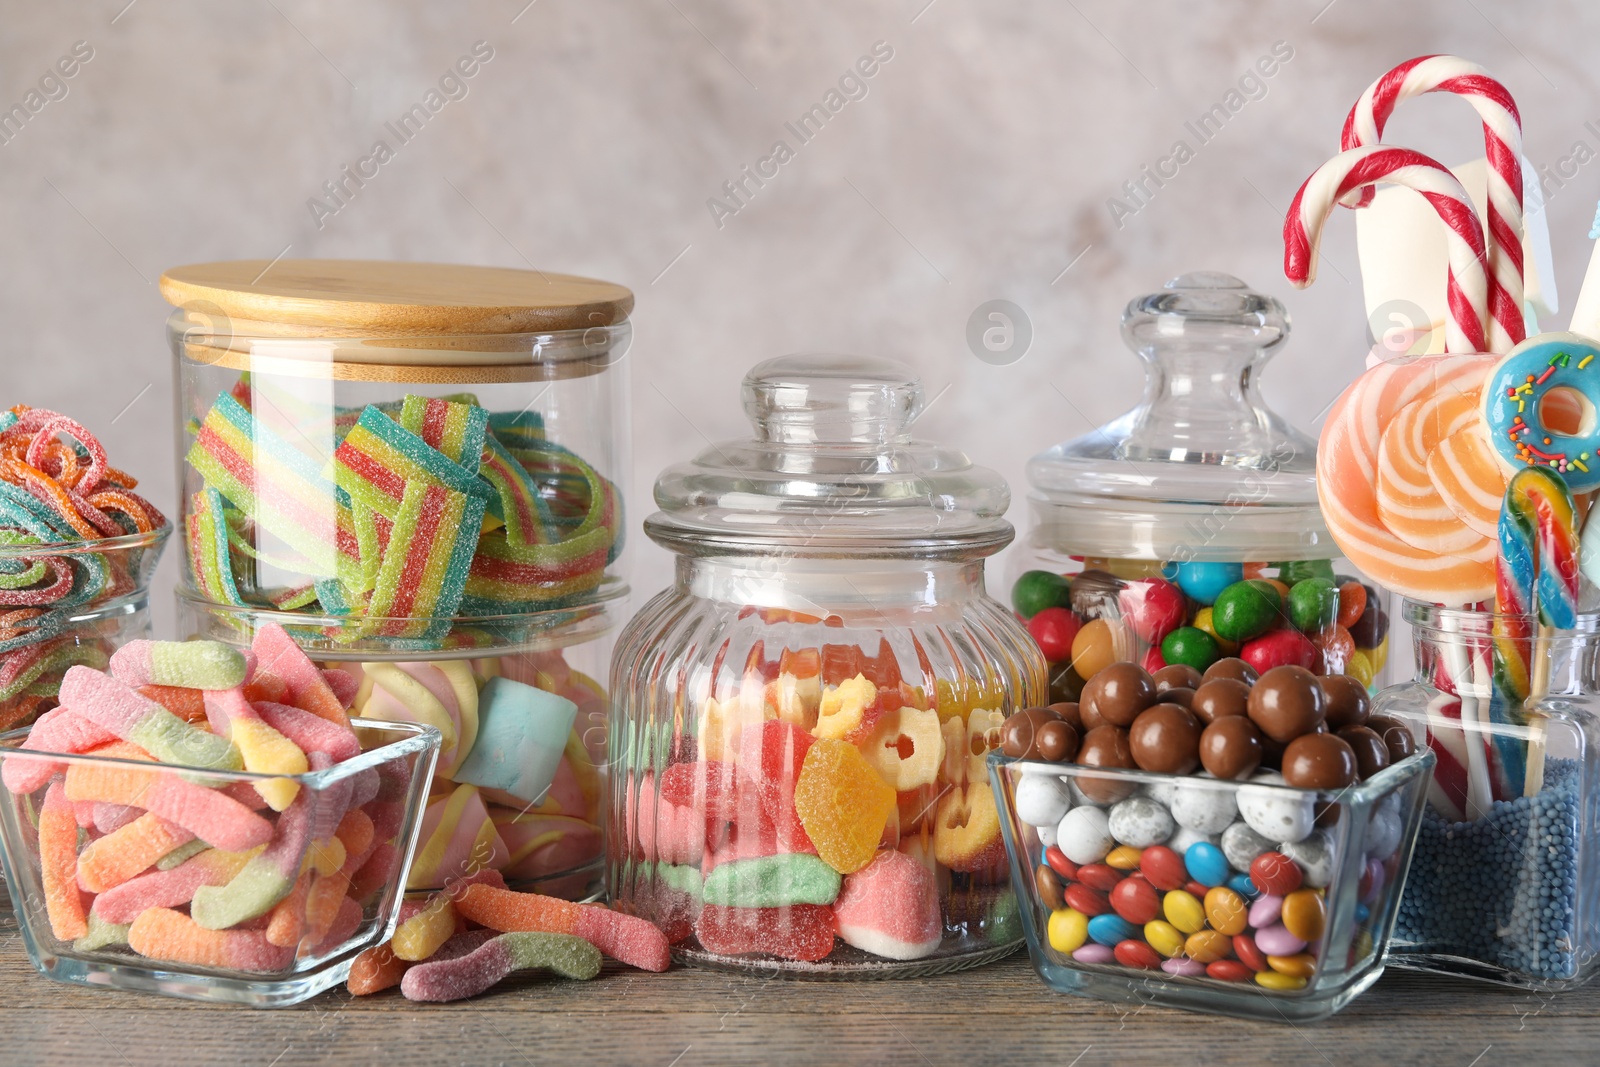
<box><xmin>1394</xmin><ymin>759</ymin><xmax>1583</xmax><ymax>981</ymax></box>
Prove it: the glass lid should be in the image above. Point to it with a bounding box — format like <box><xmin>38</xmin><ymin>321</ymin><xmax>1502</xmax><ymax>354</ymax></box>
<box><xmin>1027</xmin><ymin>272</ymin><xmax>1333</xmax><ymax>561</ymax></box>
<box><xmin>645</xmin><ymin>354</ymin><xmax>1013</xmax><ymax>559</ymax></box>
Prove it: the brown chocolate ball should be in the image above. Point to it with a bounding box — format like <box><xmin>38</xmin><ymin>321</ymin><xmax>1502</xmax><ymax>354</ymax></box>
<box><xmin>1151</xmin><ymin>663</ymin><xmax>1203</xmax><ymax>694</ymax></box>
<box><xmin>1000</xmin><ymin>706</ymin><xmax>1063</xmax><ymax>759</ymax></box>
<box><xmin>1161</xmin><ymin>686</ymin><xmax>1196</xmax><ymax>710</ymax></box>
<box><xmin>1337</xmin><ymin>725</ymin><xmax>1391</xmax><ymax>780</ymax></box>
<box><xmin>1315</xmin><ymin>800</ymin><xmax>1343</xmax><ymax>828</ymax></box>
<box><xmin>1247</xmin><ymin>665</ymin><xmax>1326</xmax><ymax>743</ymax></box>
<box><xmin>1320</xmin><ymin>673</ymin><xmax>1372</xmax><ymax>730</ymax></box>
<box><xmin>1366</xmin><ymin>714</ymin><xmax>1417</xmax><ymax>763</ymax></box>
<box><xmin>1199</xmin><ymin>716</ymin><xmax>1263</xmax><ymax>780</ymax></box>
<box><xmin>1075</xmin><ymin>724</ymin><xmax>1136</xmax><ymax>803</ymax></box>
<box><xmin>1080</xmin><ymin>662</ymin><xmax>1158</xmax><ymax>728</ymax></box>
<box><xmin>1202</xmin><ymin>657</ymin><xmax>1259</xmax><ymax>686</ymax></box>
<box><xmin>1046</xmin><ymin>701</ymin><xmax>1084</xmax><ymax>733</ymax></box>
<box><xmin>1079</xmin><ymin>698</ymin><xmax>1107</xmax><ymax>732</ymax></box>
<box><xmin>1128</xmin><ymin>703</ymin><xmax>1203</xmax><ymax>775</ymax></box>
<box><xmin>1281</xmin><ymin>733</ymin><xmax>1359</xmax><ymax>790</ymax></box>
<box><xmin>1069</xmin><ymin>569</ymin><xmax>1124</xmax><ymax>617</ymax></box>
<box><xmin>1036</xmin><ymin>720</ymin><xmax>1080</xmax><ymax>763</ymax></box>
<box><xmin>1035</xmin><ymin>864</ymin><xmax>1065</xmax><ymax>911</ymax></box>
<box><xmin>1192</xmin><ymin>677</ymin><xmax>1251</xmax><ymax>725</ymax></box>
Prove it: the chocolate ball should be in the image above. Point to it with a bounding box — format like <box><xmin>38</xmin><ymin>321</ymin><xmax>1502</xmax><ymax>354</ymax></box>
<box><xmin>1079</xmin><ymin>698</ymin><xmax>1107</xmax><ymax>732</ymax></box>
<box><xmin>1151</xmin><ymin>663</ymin><xmax>1203</xmax><ymax>694</ymax></box>
<box><xmin>1320</xmin><ymin>673</ymin><xmax>1371</xmax><ymax>730</ymax></box>
<box><xmin>1070</xmin><ymin>569</ymin><xmax>1125</xmax><ymax>617</ymax></box>
<box><xmin>1366</xmin><ymin>714</ymin><xmax>1417</xmax><ymax>763</ymax></box>
<box><xmin>1048</xmin><ymin>660</ymin><xmax>1086</xmax><ymax>704</ymax></box>
<box><xmin>1314</xmin><ymin>800</ymin><xmax>1343</xmax><ymax>828</ymax></box>
<box><xmin>1047</xmin><ymin>701</ymin><xmax>1084</xmax><ymax>733</ymax></box>
<box><xmin>1075</xmin><ymin>725</ymin><xmax>1136</xmax><ymax>803</ymax></box>
<box><xmin>1128</xmin><ymin>703</ymin><xmax>1203</xmax><ymax>775</ymax></box>
<box><xmin>1000</xmin><ymin>706</ymin><xmax>1063</xmax><ymax>759</ymax></box>
<box><xmin>1161</xmin><ymin>686</ymin><xmax>1196</xmax><ymax>710</ymax></box>
<box><xmin>1035</xmin><ymin>864</ymin><xmax>1065</xmax><ymax>911</ymax></box>
<box><xmin>1081</xmin><ymin>662</ymin><xmax>1158</xmax><ymax>728</ymax></box>
<box><xmin>1036</xmin><ymin>720</ymin><xmax>1080</xmax><ymax>763</ymax></box>
<box><xmin>1281</xmin><ymin>733</ymin><xmax>1359</xmax><ymax>790</ymax></box>
<box><xmin>1247</xmin><ymin>665</ymin><xmax>1326</xmax><ymax>743</ymax></box>
<box><xmin>1202</xmin><ymin>657</ymin><xmax>1259</xmax><ymax>686</ymax></box>
<box><xmin>1192</xmin><ymin>677</ymin><xmax>1251</xmax><ymax>725</ymax></box>
<box><xmin>1199</xmin><ymin>716</ymin><xmax>1263</xmax><ymax>780</ymax></box>
<box><xmin>1337</xmin><ymin>725</ymin><xmax>1390</xmax><ymax>780</ymax></box>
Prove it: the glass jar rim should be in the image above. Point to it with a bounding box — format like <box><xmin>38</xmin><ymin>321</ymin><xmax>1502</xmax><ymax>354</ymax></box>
<box><xmin>0</xmin><ymin>521</ymin><xmax>169</xmax><ymax>558</ymax></box>
<box><xmin>1402</xmin><ymin>598</ymin><xmax>1600</xmax><ymax>637</ymax></box>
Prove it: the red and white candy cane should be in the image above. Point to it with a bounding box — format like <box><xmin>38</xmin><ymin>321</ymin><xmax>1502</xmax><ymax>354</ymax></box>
<box><xmin>1340</xmin><ymin>55</ymin><xmax>1525</xmax><ymax>351</ymax></box>
<box><xmin>1286</xmin><ymin>144</ymin><xmax>1489</xmax><ymax>354</ymax></box>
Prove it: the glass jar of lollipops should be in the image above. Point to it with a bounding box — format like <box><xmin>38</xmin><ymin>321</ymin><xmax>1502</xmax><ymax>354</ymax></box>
<box><xmin>1377</xmin><ymin>601</ymin><xmax>1600</xmax><ymax>989</ymax></box>
<box><xmin>166</xmin><ymin>259</ymin><xmax>630</xmax><ymax>899</ymax></box>
<box><xmin>609</xmin><ymin>355</ymin><xmax>1047</xmax><ymax>975</ymax></box>
<box><xmin>1010</xmin><ymin>272</ymin><xmax>1393</xmax><ymax>703</ymax></box>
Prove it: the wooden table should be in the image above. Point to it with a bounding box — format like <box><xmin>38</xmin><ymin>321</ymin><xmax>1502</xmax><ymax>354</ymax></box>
<box><xmin>3</xmin><ymin>918</ymin><xmax>1595</xmax><ymax>1067</ymax></box>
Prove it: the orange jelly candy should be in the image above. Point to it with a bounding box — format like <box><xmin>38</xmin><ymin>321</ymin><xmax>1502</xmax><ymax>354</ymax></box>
<box><xmin>793</xmin><ymin>738</ymin><xmax>895</xmax><ymax>874</ymax></box>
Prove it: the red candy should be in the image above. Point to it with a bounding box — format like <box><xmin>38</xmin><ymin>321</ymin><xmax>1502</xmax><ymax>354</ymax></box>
<box><xmin>1076</xmin><ymin>863</ymin><xmax>1123</xmax><ymax>892</ymax></box>
<box><xmin>1184</xmin><ymin>880</ymin><xmax>1210</xmax><ymax>899</ymax></box>
<box><xmin>1118</xmin><ymin>579</ymin><xmax>1186</xmax><ymax>645</ymax></box>
<box><xmin>1044</xmin><ymin>846</ymin><xmax>1078</xmax><ymax>881</ymax></box>
<box><xmin>1250</xmin><ymin>851</ymin><xmax>1303</xmax><ymax>896</ymax></box>
<box><xmin>734</xmin><ymin>721</ymin><xmax>815</xmax><ymax>852</ymax></box>
<box><xmin>1207</xmin><ymin>959</ymin><xmax>1255</xmax><ymax>982</ymax></box>
<box><xmin>1232</xmin><ymin>933</ymin><xmax>1269</xmax><ymax>972</ymax></box>
<box><xmin>695</xmin><ymin>903</ymin><xmax>835</xmax><ymax>962</ymax></box>
<box><xmin>1138</xmin><ymin>845</ymin><xmax>1186</xmax><ymax>891</ymax></box>
<box><xmin>659</xmin><ymin>760</ymin><xmax>750</xmax><ymax>829</ymax></box>
<box><xmin>1064</xmin><ymin>884</ymin><xmax>1110</xmax><ymax>917</ymax></box>
<box><xmin>1027</xmin><ymin>608</ymin><xmax>1082</xmax><ymax>663</ymax></box>
<box><xmin>1239</xmin><ymin>629</ymin><xmax>1318</xmax><ymax>674</ymax></box>
<box><xmin>1140</xmin><ymin>645</ymin><xmax>1167</xmax><ymax>674</ymax></box>
<box><xmin>1114</xmin><ymin>939</ymin><xmax>1163</xmax><ymax>969</ymax></box>
<box><xmin>1109</xmin><ymin>877</ymin><xmax>1162</xmax><ymax>924</ymax></box>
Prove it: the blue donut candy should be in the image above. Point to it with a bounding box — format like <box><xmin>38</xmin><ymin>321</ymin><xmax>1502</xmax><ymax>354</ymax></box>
<box><xmin>1481</xmin><ymin>333</ymin><xmax>1600</xmax><ymax>493</ymax></box>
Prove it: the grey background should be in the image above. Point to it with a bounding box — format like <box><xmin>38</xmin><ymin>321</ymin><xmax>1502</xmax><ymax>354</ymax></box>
<box><xmin>1</xmin><ymin>0</ymin><xmax>1593</xmax><ymax>637</ymax></box>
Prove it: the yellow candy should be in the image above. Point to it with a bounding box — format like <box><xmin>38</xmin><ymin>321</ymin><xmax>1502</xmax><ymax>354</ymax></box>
<box><xmin>1163</xmin><ymin>889</ymin><xmax>1205</xmax><ymax>935</ymax></box>
<box><xmin>1070</xmin><ymin>618</ymin><xmax>1128</xmax><ymax>680</ymax></box>
<box><xmin>1203</xmin><ymin>886</ymin><xmax>1247</xmax><ymax>937</ymax></box>
<box><xmin>1047</xmin><ymin>908</ymin><xmax>1089</xmax><ymax>955</ymax></box>
<box><xmin>1281</xmin><ymin>888</ymin><xmax>1327</xmax><ymax>943</ymax></box>
<box><xmin>965</xmin><ymin>707</ymin><xmax>1008</xmax><ymax>783</ymax></box>
<box><xmin>392</xmin><ymin>896</ymin><xmax>459</xmax><ymax>961</ymax></box>
<box><xmin>1346</xmin><ymin>649</ymin><xmax>1376</xmax><ymax>689</ymax></box>
<box><xmin>1143</xmin><ymin>920</ymin><xmax>1185</xmax><ymax>957</ymax></box>
<box><xmin>1106</xmin><ymin>845</ymin><xmax>1143</xmax><ymax>870</ymax></box>
<box><xmin>1256</xmin><ymin>970</ymin><xmax>1308</xmax><ymax>991</ymax></box>
<box><xmin>1353</xmin><ymin>928</ymin><xmax>1374</xmax><ymax>962</ymax></box>
<box><xmin>1267</xmin><ymin>953</ymin><xmax>1317</xmax><ymax>979</ymax></box>
<box><xmin>1192</xmin><ymin>608</ymin><xmax>1239</xmax><ymax>655</ymax></box>
<box><xmin>796</xmin><ymin>738</ymin><xmax>896</xmax><ymax>874</ymax></box>
<box><xmin>1371</xmin><ymin>634</ymin><xmax>1390</xmax><ymax>674</ymax></box>
<box><xmin>1183</xmin><ymin>930</ymin><xmax>1232</xmax><ymax>964</ymax></box>
<box><xmin>304</xmin><ymin>836</ymin><xmax>346</xmax><ymax>878</ymax></box>
<box><xmin>230</xmin><ymin>718</ymin><xmax>308</xmax><ymax>811</ymax></box>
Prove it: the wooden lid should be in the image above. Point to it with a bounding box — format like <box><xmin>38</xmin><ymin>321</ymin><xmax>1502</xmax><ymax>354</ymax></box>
<box><xmin>159</xmin><ymin>259</ymin><xmax>633</xmax><ymax>335</ymax></box>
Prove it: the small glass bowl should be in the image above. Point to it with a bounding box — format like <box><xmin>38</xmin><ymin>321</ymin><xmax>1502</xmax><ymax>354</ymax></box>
<box><xmin>0</xmin><ymin>524</ymin><xmax>170</xmax><ymax>730</ymax></box>
<box><xmin>0</xmin><ymin>718</ymin><xmax>439</xmax><ymax>1006</ymax></box>
<box><xmin>990</xmin><ymin>749</ymin><xmax>1433</xmax><ymax>1022</ymax></box>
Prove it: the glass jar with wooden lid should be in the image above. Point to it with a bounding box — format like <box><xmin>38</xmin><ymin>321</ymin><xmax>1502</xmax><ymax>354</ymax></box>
<box><xmin>164</xmin><ymin>259</ymin><xmax>630</xmax><ymax>897</ymax></box>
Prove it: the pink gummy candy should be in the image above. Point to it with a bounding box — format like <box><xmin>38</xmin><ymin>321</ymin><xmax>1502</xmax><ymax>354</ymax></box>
<box><xmin>625</xmin><ymin>774</ymin><xmax>705</xmax><ymax>867</ymax></box>
<box><xmin>321</xmin><ymin>669</ymin><xmax>358</xmax><ymax>708</ymax></box>
<box><xmin>251</xmin><ymin>624</ymin><xmax>348</xmax><ymax>726</ymax></box>
<box><xmin>2</xmin><ymin>706</ymin><xmax>119</xmax><ymax>795</ymax></box>
<box><xmin>253</xmin><ymin>701</ymin><xmax>360</xmax><ymax>762</ymax></box>
<box><xmin>312</xmin><ymin>894</ymin><xmax>365</xmax><ymax>955</ymax></box>
<box><xmin>695</xmin><ymin>903</ymin><xmax>835</xmax><ymax>962</ymax></box>
<box><xmin>734</xmin><ymin>721</ymin><xmax>815</xmax><ymax>853</ymax></box>
<box><xmin>831</xmin><ymin>850</ymin><xmax>943</xmax><ymax>961</ymax></box>
<box><xmin>92</xmin><ymin>847</ymin><xmax>253</xmax><ymax>925</ymax></box>
<box><xmin>94</xmin><ymin>803</ymin><xmax>143</xmax><ymax>835</ymax></box>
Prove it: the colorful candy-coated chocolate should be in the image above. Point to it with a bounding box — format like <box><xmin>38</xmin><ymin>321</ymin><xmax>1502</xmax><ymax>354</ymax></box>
<box><xmin>1143</xmin><ymin>919</ymin><xmax>1185</xmax><ymax>958</ymax></box>
<box><xmin>1072</xmin><ymin>943</ymin><xmax>1116</xmax><ymax>964</ymax></box>
<box><xmin>1138</xmin><ymin>845</ymin><xmax>1187</xmax><ymax>891</ymax></box>
<box><xmin>1182</xmin><ymin>842</ymin><xmax>1229</xmax><ymax>888</ymax></box>
<box><xmin>1207</xmin><ymin>959</ymin><xmax>1256</xmax><ymax>982</ymax></box>
<box><xmin>1169</xmin><ymin>561</ymin><xmax>1244</xmax><ymax>606</ymax></box>
<box><xmin>1065</xmin><ymin>884</ymin><xmax>1110</xmax><ymax>917</ymax></box>
<box><xmin>1281</xmin><ymin>889</ymin><xmax>1327</xmax><ymax>943</ymax></box>
<box><xmin>1184</xmin><ymin>929</ymin><xmax>1233</xmax><ymax>964</ymax></box>
<box><xmin>1250</xmin><ymin>851</ymin><xmax>1304</xmax><ymax>896</ymax></box>
<box><xmin>1204</xmin><ymin>886</ymin><xmax>1248</xmax><ymax>936</ymax></box>
<box><xmin>1086</xmin><ymin>913</ymin><xmax>1137</xmax><ymax>946</ymax></box>
<box><xmin>1114</xmin><ymin>938</ymin><xmax>1163</xmax><ymax>969</ymax></box>
<box><xmin>1162</xmin><ymin>890</ymin><xmax>1206</xmax><ymax>935</ymax></box>
<box><xmin>1048</xmin><ymin>907</ymin><xmax>1089</xmax><ymax>954</ymax></box>
<box><xmin>1255</xmin><ymin>970</ymin><xmax>1308</xmax><ymax>990</ymax></box>
<box><xmin>1254</xmin><ymin>923</ymin><xmax>1308</xmax><ymax>956</ymax></box>
<box><xmin>1108</xmin><ymin>877</ymin><xmax>1162</xmax><ymax>925</ymax></box>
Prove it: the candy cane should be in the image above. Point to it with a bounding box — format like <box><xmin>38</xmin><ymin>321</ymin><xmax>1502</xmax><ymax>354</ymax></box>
<box><xmin>1340</xmin><ymin>55</ymin><xmax>1525</xmax><ymax>351</ymax></box>
<box><xmin>1286</xmin><ymin>144</ymin><xmax>1489</xmax><ymax>354</ymax></box>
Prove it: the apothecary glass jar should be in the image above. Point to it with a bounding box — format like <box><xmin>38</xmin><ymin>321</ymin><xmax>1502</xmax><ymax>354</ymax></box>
<box><xmin>609</xmin><ymin>355</ymin><xmax>1046</xmax><ymax>975</ymax></box>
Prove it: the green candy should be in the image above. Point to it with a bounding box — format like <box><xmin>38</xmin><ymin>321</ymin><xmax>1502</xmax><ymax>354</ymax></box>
<box><xmin>1011</xmin><ymin>570</ymin><xmax>1073</xmax><ymax>619</ymax></box>
<box><xmin>702</xmin><ymin>853</ymin><xmax>841</xmax><ymax>908</ymax></box>
<box><xmin>1276</xmin><ymin>559</ymin><xmax>1337</xmax><ymax>584</ymax></box>
<box><xmin>502</xmin><ymin>931</ymin><xmax>602</xmax><ymax>980</ymax></box>
<box><xmin>657</xmin><ymin>861</ymin><xmax>704</xmax><ymax>901</ymax></box>
<box><xmin>74</xmin><ymin>913</ymin><xmax>131</xmax><ymax>952</ymax></box>
<box><xmin>1287</xmin><ymin>578</ymin><xmax>1339</xmax><ymax>633</ymax></box>
<box><xmin>1160</xmin><ymin>626</ymin><xmax>1220</xmax><ymax>671</ymax></box>
<box><xmin>1211</xmin><ymin>580</ymin><xmax>1283</xmax><ymax>643</ymax></box>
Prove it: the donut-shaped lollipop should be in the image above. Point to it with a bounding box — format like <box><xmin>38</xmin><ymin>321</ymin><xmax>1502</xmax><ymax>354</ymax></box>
<box><xmin>1481</xmin><ymin>333</ymin><xmax>1600</xmax><ymax>493</ymax></box>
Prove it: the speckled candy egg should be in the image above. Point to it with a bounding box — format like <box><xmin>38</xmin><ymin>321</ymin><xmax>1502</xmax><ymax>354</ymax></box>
<box><xmin>1238</xmin><ymin>771</ymin><xmax>1316</xmax><ymax>844</ymax></box>
<box><xmin>1014</xmin><ymin>774</ymin><xmax>1074</xmax><ymax>828</ymax></box>
<box><xmin>1279</xmin><ymin>828</ymin><xmax>1334</xmax><ymax>888</ymax></box>
<box><xmin>1220</xmin><ymin>820</ymin><xmax>1276</xmax><ymax>873</ymax></box>
<box><xmin>1108</xmin><ymin>795</ymin><xmax>1176</xmax><ymax>848</ymax></box>
<box><xmin>1169</xmin><ymin>778</ymin><xmax>1238</xmax><ymax>835</ymax></box>
<box><xmin>1366</xmin><ymin>807</ymin><xmax>1403</xmax><ymax>861</ymax></box>
<box><xmin>1057</xmin><ymin>805</ymin><xmax>1115</xmax><ymax>866</ymax></box>
<box><xmin>1166</xmin><ymin>825</ymin><xmax>1221</xmax><ymax>856</ymax></box>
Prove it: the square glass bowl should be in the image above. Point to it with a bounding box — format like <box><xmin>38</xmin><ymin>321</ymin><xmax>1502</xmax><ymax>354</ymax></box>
<box><xmin>990</xmin><ymin>750</ymin><xmax>1433</xmax><ymax>1022</ymax></box>
<box><xmin>0</xmin><ymin>718</ymin><xmax>438</xmax><ymax>1005</ymax></box>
